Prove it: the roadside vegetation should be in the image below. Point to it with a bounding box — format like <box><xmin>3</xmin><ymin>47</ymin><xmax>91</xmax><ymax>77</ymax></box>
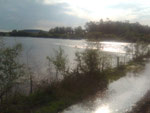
<box><xmin>0</xmin><ymin>39</ymin><xmax>150</xmax><ymax>113</ymax></box>
<box><xmin>0</xmin><ymin>42</ymin><xmax>24</xmax><ymax>104</ymax></box>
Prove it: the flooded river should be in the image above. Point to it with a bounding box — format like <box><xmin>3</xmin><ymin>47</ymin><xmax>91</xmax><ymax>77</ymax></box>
<box><xmin>3</xmin><ymin>37</ymin><xmax>130</xmax><ymax>76</ymax></box>
<box><xmin>2</xmin><ymin>36</ymin><xmax>150</xmax><ymax>113</ymax></box>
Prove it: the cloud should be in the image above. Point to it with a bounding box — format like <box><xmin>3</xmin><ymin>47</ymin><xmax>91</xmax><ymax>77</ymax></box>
<box><xmin>41</xmin><ymin>0</ymin><xmax>150</xmax><ymax>25</ymax></box>
<box><xmin>109</xmin><ymin>2</ymin><xmax>150</xmax><ymax>24</ymax></box>
<box><xmin>0</xmin><ymin>0</ymin><xmax>87</xmax><ymax>31</ymax></box>
<box><xmin>0</xmin><ymin>0</ymin><xmax>150</xmax><ymax>31</ymax></box>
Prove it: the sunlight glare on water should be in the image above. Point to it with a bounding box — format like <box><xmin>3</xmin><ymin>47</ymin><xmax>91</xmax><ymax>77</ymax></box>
<box><xmin>94</xmin><ymin>105</ymin><xmax>111</xmax><ymax>113</ymax></box>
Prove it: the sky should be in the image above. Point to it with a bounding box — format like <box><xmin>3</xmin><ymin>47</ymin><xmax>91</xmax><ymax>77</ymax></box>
<box><xmin>0</xmin><ymin>0</ymin><xmax>150</xmax><ymax>31</ymax></box>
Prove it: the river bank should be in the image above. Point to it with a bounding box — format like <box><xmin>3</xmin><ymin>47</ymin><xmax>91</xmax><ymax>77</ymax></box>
<box><xmin>1</xmin><ymin>47</ymin><xmax>149</xmax><ymax>113</ymax></box>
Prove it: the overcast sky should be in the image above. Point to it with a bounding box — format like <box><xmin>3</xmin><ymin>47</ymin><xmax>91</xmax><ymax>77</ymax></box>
<box><xmin>0</xmin><ymin>0</ymin><xmax>150</xmax><ymax>31</ymax></box>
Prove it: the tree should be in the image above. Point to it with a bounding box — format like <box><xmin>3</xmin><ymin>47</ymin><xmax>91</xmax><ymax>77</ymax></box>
<box><xmin>0</xmin><ymin>43</ymin><xmax>24</xmax><ymax>103</ymax></box>
<box><xmin>125</xmin><ymin>41</ymin><xmax>149</xmax><ymax>60</ymax></box>
<box><xmin>47</xmin><ymin>47</ymin><xmax>68</xmax><ymax>80</ymax></box>
<box><xmin>85</xmin><ymin>20</ymin><xmax>150</xmax><ymax>42</ymax></box>
<box><xmin>74</xmin><ymin>26</ymin><xmax>84</xmax><ymax>38</ymax></box>
<box><xmin>72</xmin><ymin>48</ymin><xmax>109</xmax><ymax>91</ymax></box>
<box><xmin>75</xmin><ymin>48</ymin><xmax>111</xmax><ymax>75</ymax></box>
<box><xmin>75</xmin><ymin>49</ymin><xmax>100</xmax><ymax>74</ymax></box>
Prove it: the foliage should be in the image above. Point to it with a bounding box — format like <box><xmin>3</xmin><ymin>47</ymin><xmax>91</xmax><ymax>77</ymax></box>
<box><xmin>75</xmin><ymin>49</ymin><xmax>101</xmax><ymax>74</ymax></box>
<box><xmin>4</xmin><ymin>26</ymin><xmax>85</xmax><ymax>39</ymax></box>
<box><xmin>75</xmin><ymin>49</ymin><xmax>111</xmax><ymax>74</ymax></box>
<box><xmin>125</xmin><ymin>41</ymin><xmax>150</xmax><ymax>60</ymax></box>
<box><xmin>47</xmin><ymin>47</ymin><xmax>68</xmax><ymax>79</ymax></box>
<box><xmin>0</xmin><ymin>42</ymin><xmax>24</xmax><ymax>102</ymax></box>
<box><xmin>85</xmin><ymin>20</ymin><xmax>150</xmax><ymax>42</ymax></box>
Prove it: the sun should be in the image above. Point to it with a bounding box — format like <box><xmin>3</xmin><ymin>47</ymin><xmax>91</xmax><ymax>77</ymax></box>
<box><xmin>94</xmin><ymin>105</ymin><xmax>111</xmax><ymax>113</ymax></box>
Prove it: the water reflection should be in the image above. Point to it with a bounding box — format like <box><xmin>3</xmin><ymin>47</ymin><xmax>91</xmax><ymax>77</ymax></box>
<box><xmin>3</xmin><ymin>37</ymin><xmax>130</xmax><ymax>76</ymax></box>
<box><xmin>94</xmin><ymin>105</ymin><xmax>110</xmax><ymax>113</ymax></box>
<box><xmin>63</xmin><ymin>64</ymin><xmax>150</xmax><ymax>113</ymax></box>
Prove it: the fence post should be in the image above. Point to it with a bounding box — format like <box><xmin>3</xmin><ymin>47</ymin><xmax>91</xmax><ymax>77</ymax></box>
<box><xmin>117</xmin><ymin>56</ymin><xmax>120</xmax><ymax>67</ymax></box>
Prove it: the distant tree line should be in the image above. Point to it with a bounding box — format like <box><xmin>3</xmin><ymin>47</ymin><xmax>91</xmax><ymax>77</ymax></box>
<box><xmin>85</xmin><ymin>19</ymin><xmax>150</xmax><ymax>42</ymax></box>
<box><xmin>1</xmin><ymin>19</ymin><xmax>150</xmax><ymax>42</ymax></box>
<box><xmin>1</xmin><ymin>26</ymin><xmax>85</xmax><ymax>39</ymax></box>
